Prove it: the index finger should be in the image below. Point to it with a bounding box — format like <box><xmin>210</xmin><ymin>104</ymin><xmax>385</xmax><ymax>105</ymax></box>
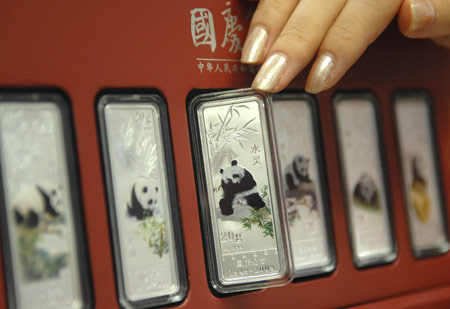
<box><xmin>241</xmin><ymin>0</ymin><xmax>299</xmax><ymax>64</ymax></box>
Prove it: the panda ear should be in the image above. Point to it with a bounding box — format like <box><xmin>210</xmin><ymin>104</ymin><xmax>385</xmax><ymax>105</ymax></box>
<box><xmin>231</xmin><ymin>160</ymin><xmax>238</xmax><ymax>166</ymax></box>
<box><xmin>220</xmin><ymin>169</ymin><xmax>224</xmax><ymax>174</ymax></box>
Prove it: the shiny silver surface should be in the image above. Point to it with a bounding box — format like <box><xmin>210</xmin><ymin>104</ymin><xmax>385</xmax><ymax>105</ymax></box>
<box><xmin>0</xmin><ymin>103</ymin><xmax>83</xmax><ymax>308</ymax></box>
<box><xmin>272</xmin><ymin>98</ymin><xmax>334</xmax><ymax>277</ymax></box>
<box><xmin>334</xmin><ymin>96</ymin><xmax>396</xmax><ymax>267</ymax></box>
<box><xmin>394</xmin><ymin>95</ymin><xmax>449</xmax><ymax>257</ymax></box>
<box><xmin>194</xmin><ymin>93</ymin><xmax>291</xmax><ymax>292</ymax></box>
<box><xmin>100</xmin><ymin>101</ymin><xmax>183</xmax><ymax>304</ymax></box>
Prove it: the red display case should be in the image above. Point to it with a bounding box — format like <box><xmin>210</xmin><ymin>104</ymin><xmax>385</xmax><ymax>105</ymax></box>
<box><xmin>0</xmin><ymin>1</ymin><xmax>449</xmax><ymax>307</ymax></box>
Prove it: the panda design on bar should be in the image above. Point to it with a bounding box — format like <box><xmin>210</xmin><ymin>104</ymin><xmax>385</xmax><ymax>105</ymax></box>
<box><xmin>11</xmin><ymin>183</ymin><xmax>68</xmax><ymax>282</ymax></box>
<box><xmin>127</xmin><ymin>177</ymin><xmax>160</xmax><ymax>220</ymax></box>
<box><xmin>334</xmin><ymin>94</ymin><xmax>396</xmax><ymax>267</ymax></box>
<box><xmin>0</xmin><ymin>97</ymin><xmax>91</xmax><ymax>308</ymax></box>
<box><xmin>271</xmin><ymin>96</ymin><xmax>336</xmax><ymax>278</ymax></box>
<box><xmin>192</xmin><ymin>90</ymin><xmax>294</xmax><ymax>293</ymax></box>
<box><xmin>352</xmin><ymin>173</ymin><xmax>380</xmax><ymax>210</ymax></box>
<box><xmin>284</xmin><ymin>155</ymin><xmax>318</xmax><ymax>214</ymax></box>
<box><xmin>99</xmin><ymin>98</ymin><xmax>187</xmax><ymax>306</ymax></box>
<box><xmin>13</xmin><ymin>184</ymin><xmax>61</xmax><ymax>229</ymax></box>
<box><xmin>219</xmin><ymin>160</ymin><xmax>265</xmax><ymax>216</ymax></box>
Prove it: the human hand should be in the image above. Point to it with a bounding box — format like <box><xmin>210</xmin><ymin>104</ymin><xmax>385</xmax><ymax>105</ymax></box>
<box><xmin>241</xmin><ymin>0</ymin><xmax>450</xmax><ymax>94</ymax></box>
<box><xmin>398</xmin><ymin>0</ymin><xmax>450</xmax><ymax>49</ymax></box>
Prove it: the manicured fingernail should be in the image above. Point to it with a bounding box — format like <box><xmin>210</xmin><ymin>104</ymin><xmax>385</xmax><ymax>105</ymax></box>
<box><xmin>306</xmin><ymin>52</ymin><xmax>335</xmax><ymax>94</ymax></box>
<box><xmin>252</xmin><ymin>52</ymin><xmax>288</xmax><ymax>92</ymax></box>
<box><xmin>241</xmin><ymin>25</ymin><xmax>268</xmax><ymax>63</ymax></box>
<box><xmin>409</xmin><ymin>0</ymin><xmax>436</xmax><ymax>32</ymax></box>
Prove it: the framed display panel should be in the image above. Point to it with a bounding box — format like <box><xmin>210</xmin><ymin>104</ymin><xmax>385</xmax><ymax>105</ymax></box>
<box><xmin>0</xmin><ymin>90</ymin><xmax>92</xmax><ymax>308</ymax></box>
<box><xmin>272</xmin><ymin>92</ymin><xmax>335</xmax><ymax>278</ymax></box>
<box><xmin>1</xmin><ymin>1</ymin><xmax>450</xmax><ymax>307</ymax></box>
<box><xmin>188</xmin><ymin>89</ymin><xmax>293</xmax><ymax>294</ymax></box>
<box><xmin>333</xmin><ymin>91</ymin><xmax>397</xmax><ymax>268</ymax></box>
<box><xmin>96</xmin><ymin>91</ymin><xmax>188</xmax><ymax>308</ymax></box>
<box><xmin>393</xmin><ymin>90</ymin><xmax>449</xmax><ymax>258</ymax></box>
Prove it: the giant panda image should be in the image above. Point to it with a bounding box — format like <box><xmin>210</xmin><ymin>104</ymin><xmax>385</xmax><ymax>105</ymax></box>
<box><xmin>219</xmin><ymin>160</ymin><xmax>265</xmax><ymax>216</ymax></box>
<box><xmin>127</xmin><ymin>177</ymin><xmax>160</xmax><ymax>220</ymax></box>
<box><xmin>13</xmin><ymin>184</ymin><xmax>61</xmax><ymax>229</ymax></box>
<box><xmin>12</xmin><ymin>184</ymin><xmax>67</xmax><ymax>280</ymax></box>
<box><xmin>284</xmin><ymin>155</ymin><xmax>317</xmax><ymax>213</ymax></box>
<box><xmin>410</xmin><ymin>155</ymin><xmax>431</xmax><ymax>222</ymax></box>
<box><xmin>353</xmin><ymin>173</ymin><xmax>380</xmax><ymax>210</ymax></box>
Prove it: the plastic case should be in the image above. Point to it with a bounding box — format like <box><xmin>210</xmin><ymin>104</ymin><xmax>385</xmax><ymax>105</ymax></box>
<box><xmin>392</xmin><ymin>90</ymin><xmax>449</xmax><ymax>258</ymax></box>
<box><xmin>96</xmin><ymin>91</ymin><xmax>187</xmax><ymax>308</ymax></box>
<box><xmin>272</xmin><ymin>91</ymin><xmax>336</xmax><ymax>278</ymax></box>
<box><xmin>0</xmin><ymin>90</ymin><xmax>92</xmax><ymax>308</ymax></box>
<box><xmin>188</xmin><ymin>89</ymin><xmax>293</xmax><ymax>294</ymax></box>
<box><xmin>333</xmin><ymin>91</ymin><xmax>397</xmax><ymax>268</ymax></box>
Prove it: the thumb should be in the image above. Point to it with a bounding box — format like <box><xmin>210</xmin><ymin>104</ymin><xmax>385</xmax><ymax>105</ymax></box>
<box><xmin>398</xmin><ymin>0</ymin><xmax>450</xmax><ymax>38</ymax></box>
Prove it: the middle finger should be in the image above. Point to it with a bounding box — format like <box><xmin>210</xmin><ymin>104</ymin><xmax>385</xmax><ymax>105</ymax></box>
<box><xmin>252</xmin><ymin>0</ymin><xmax>348</xmax><ymax>92</ymax></box>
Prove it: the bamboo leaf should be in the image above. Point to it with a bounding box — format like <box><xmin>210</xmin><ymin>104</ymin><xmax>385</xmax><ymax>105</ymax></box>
<box><xmin>225</xmin><ymin>115</ymin><xmax>233</xmax><ymax>126</ymax></box>
<box><xmin>238</xmin><ymin>139</ymin><xmax>244</xmax><ymax>150</ymax></box>
<box><xmin>237</xmin><ymin>104</ymin><xmax>250</xmax><ymax>109</ymax></box>
<box><xmin>217</xmin><ymin>113</ymin><xmax>224</xmax><ymax>124</ymax></box>
<box><xmin>242</xmin><ymin>117</ymin><xmax>256</xmax><ymax>128</ymax></box>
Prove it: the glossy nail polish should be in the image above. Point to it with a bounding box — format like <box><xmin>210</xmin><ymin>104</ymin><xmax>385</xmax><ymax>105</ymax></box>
<box><xmin>252</xmin><ymin>53</ymin><xmax>288</xmax><ymax>92</ymax></box>
<box><xmin>409</xmin><ymin>0</ymin><xmax>436</xmax><ymax>32</ymax></box>
<box><xmin>306</xmin><ymin>52</ymin><xmax>335</xmax><ymax>94</ymax></box>
<box><xmin>241</xmin><ymin>25</ymin><xmax>268</xmax><ymax>64</ymax></box>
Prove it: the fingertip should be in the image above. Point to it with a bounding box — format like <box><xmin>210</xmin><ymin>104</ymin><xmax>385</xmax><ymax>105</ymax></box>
<box><xmin>398</xmin><ymin>0</ymin><xmax>440</xmax><ymax>38</ymax></box>
<box><xmin>241</xmin><ymin>24</ymin><xmax>269</xmax><ymax>64</ymax></box>
<box><xmin>305</xmin><ymin>52</ymin><xmax>336</xmax><ymax>94</ymax></box>
<box><xmin>397</xmin><ymin>0</ymin><xmax>413</xmax><ymax>36</ymax></box>
<box><xmin>251</xmin><ymin>52</ymin><xmax>288</xmax><ymax>92</ymax></box>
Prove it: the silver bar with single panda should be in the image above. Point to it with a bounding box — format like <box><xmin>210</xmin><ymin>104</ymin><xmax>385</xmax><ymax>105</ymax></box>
<box><xmin>272</xmin><ymin>93</ymin><xmax>336</xmax><ymax>278</ymax></box>
<box><xmin>333</xmin><ymin>92</ymin><xmax>396</xmax><ymax>268</ymax></box>
<box><xmin>189</xmin><ymin>89</ymin><xmax>293</xmax><ymax>294</ymax></box>
<box><xmin>393</xmin><ymin>90</ymin><xmax>449</xmax><ymax>258</ymax></box>
<box><xmin>97</xmin><ymin>94</ymin><xmax>187</xmax><ymax>308</ymax></box>
<box><xmin>0</xmin><ymin>92</ymin><xmax>92</xmax><ymax>309</ymax></box>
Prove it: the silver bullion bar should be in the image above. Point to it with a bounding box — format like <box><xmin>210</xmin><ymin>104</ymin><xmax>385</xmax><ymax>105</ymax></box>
<box><xmin>272</xmin><ymin>95</ymin><xmax>335</xmax><ymax>277</ymax></box>
<box><xmin>394</xmin><ymin>92</ymin><xmax>449</xmax><ymax>257</ymax></box>
<box><xmin>193</xmin><ymin>91</ymin><xmax>291</xmax><ymax>293</ymax></box>
<box><xmin>0</xmin><ymin>102</ymin><xmax>84</xmax><ymax>308</ymax></box>
<box><xmin>99</xmin><ymin>98</ymin><xmax>185</xmax><ymax>306</ymax></box>
<box><xmin>334</xmin><ymin>93</ymin><xmax>396</xmax><ymax>267</ymax></box>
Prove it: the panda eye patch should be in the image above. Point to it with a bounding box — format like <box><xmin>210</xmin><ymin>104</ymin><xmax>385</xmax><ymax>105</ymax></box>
<box><xmin>143</xmin><ymin>186</ymin><xmax>148</xmax><ymax>193</ymax></box>
<box><xmin>51</xmin><ymin>190</ymin><xmax>57</xmax><ymax>196</ymax></box>
<box><xmin>148</xmin><ymin>199</ymin><xmax>153</xmax><ymax>205</ymax></box>
<box><xmin>155</xmin><ymin>187</ymin><xmax>158</xmax><ymax>192</ymax></box>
